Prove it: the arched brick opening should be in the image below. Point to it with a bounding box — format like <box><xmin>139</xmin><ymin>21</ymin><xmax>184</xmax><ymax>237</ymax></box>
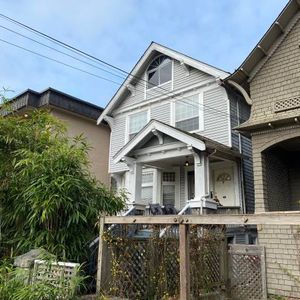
<box><xmin>262</xmin><ymin>137</ymin><xmax>300</xmax><ymax>211</ymax></box>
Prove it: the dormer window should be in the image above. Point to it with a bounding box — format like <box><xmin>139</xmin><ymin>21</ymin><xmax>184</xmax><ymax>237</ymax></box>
<box><xmin>147</xmin><ymin>55</ymin><xmax>172</xmax><ymax>89</ymax></box>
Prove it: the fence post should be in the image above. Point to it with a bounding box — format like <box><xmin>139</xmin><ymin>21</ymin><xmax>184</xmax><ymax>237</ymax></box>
<box><xmin>96</xmin><ymin>215</ymin><xmax>105</xmax><ymax>294</ymax></box>
<box><xmin>220</xmin><ymin>238</ymin><xmax>230</xmax><ymax>299</ymax></box>
<box><xmin>179</xmin><ymin>223</ymin><xmax>190</xmax><ymax>300</ymax></box>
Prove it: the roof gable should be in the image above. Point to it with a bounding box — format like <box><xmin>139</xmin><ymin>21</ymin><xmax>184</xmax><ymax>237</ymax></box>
<box><xmin>97</xmin><ymin>42</ymin><xmax>229</xmax><ymax>124</ymax></box>
<box><xmin>227</xmin><ymin>0</ymin><xmax>300</xmax><ymax>90</ymax></box>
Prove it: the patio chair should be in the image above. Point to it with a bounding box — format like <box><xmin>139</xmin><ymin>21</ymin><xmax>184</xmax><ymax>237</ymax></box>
<box><xmin>149</xmin><ymin>203</ymin><xmax>164</xmax><ymax>215</ymax></box>
<box><xmin>163</xmin><ymin>204</ymin><xmax>178</xmax><ymax>215</ymax></box>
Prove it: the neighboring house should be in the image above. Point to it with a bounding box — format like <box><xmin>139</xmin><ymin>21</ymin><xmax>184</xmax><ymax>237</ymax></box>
<box><xmin>97</xmin><ymin>42</ymin><xmax>254</xmax><ymax>216</ymax></box>
<box><xmin>6</xmin><ymin>88</ymin><xmax>110</xmax><ymax>186</ymax></box>
<box><xmin>228</xmin><ymin>0</ymin><xmax>300</xmax><ymax>297</ymax></box>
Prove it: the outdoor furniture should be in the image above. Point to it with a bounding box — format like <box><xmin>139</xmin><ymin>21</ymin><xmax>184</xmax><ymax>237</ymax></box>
<box><xmin>149</xmin><ymin>203</ymin><xmax>164</xmax><ymax>215</ymax></box>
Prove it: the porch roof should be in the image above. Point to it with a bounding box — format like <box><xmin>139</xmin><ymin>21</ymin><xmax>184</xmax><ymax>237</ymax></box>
<box><xmin>113</xmin><ymin>120</ymin><xmax>243</xmax><ymax>164</ymax></box>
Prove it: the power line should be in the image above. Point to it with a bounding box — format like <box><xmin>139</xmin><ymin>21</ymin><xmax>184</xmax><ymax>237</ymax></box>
<box><xmin>0</xmin><ymin>13</ymin><xmax>246</xmax><ymax>123</ymax></box>
<box><xmin>0</xmin><ymin>24</ymin><xmax>127</xmax><ymax>81</ymax></box>
<box><xmin>0</xmin><ymin>38</ymin><xmax>123</xmax><ymax>86</ymax></box>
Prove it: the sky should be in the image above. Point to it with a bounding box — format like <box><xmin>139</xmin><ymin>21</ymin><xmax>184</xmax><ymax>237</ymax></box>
<box><xmin>0</xmin><ymin>0</ymin><xmax>288</xmax><ymax>108</ymax></box>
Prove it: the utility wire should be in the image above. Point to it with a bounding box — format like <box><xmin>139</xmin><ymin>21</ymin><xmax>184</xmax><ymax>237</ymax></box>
<box><xmin>0</xmin><ymin>13</ymin><xmax>246</xmax><ymax>123</ymax></box>
<box><xmin>0</xmin><ymin>38</ymin><xmax>123</xmax><ymax>86</ymax></box>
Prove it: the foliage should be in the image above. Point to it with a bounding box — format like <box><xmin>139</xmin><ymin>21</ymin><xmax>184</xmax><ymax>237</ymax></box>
<box><xmin>0</xmin><ymin>94</ymin><xmax>126</xmax><ymax>261</ymax></box>
<box><xmin>0</xmin><ymin>258</ymin><xmax>85</xmax><ymax>300</ymax></box>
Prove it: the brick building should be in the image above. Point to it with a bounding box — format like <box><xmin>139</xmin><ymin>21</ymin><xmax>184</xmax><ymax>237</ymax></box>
<box><xmin>227</xmin><ymin>0</ymin><xmax>300</xmax><ymax>298</ymax></box>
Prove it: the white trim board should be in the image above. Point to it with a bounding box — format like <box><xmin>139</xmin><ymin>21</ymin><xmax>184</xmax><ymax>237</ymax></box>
<box><xmin>97</xmin><ymin>42</ymin><xmax>229</xmax><ymax>124</ymax></box>
<box><xmin>113</xmin><ymin>120</ymin><xmax>206</xmax><ymax>164</ymax></box>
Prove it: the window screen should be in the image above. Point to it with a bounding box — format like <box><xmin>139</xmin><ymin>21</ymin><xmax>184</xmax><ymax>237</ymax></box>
<box><xmin>175</xmin><ymin>94</ymin><xmax>200</xmax><ymax>131</ymax></box>
<box><xmin>128</xmin><ymin>111</ymin><xmax>148</xmax><ymax>140</ymax></box>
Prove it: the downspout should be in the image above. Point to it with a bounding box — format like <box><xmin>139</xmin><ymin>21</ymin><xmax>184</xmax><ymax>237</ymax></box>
<box><xmin>237</xmin><ymin>102</ymin><xmax>247</xmax><ymax>214</ymax></box>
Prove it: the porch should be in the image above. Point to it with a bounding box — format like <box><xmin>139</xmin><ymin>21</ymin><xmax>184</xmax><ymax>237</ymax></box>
<box><xmin>112</xmin><ymin>120</ymin><xmax>243</xmax><ymax>215</ymax></box>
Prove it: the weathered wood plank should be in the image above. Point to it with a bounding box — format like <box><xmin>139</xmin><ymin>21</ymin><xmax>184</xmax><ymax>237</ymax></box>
<box><xmin>104</xmin><ymin>212</ymin><xmax>300</xmax><ymax>225</ymax></box>
<box><xmin>179</xmin><ymin>224</ymin><xmax>190</xmax><ymax>300</ymax></box>
<box><xmin>96</xmin><ymin>216</ymin><xmax>105</xmax><ymax>294</ymax></box>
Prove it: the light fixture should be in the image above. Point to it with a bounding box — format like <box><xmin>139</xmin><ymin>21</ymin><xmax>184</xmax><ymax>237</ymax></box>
<box><xmin>184</xmin><ymin>156</ymin><xmax>189</xmax><ymax>167</ymax></box>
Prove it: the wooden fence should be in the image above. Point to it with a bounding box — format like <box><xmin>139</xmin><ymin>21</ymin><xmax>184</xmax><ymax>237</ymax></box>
<box><xmin>97</xmin><ymin>212</ymin><xmax>300</xmax><ymax>300</ymax></box>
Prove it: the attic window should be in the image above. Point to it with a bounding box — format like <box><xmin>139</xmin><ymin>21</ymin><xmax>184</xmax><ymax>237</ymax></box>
<box><xmin>147</xmin><ymin>55</ymin><xmax>172</xmax><ymax>89</ymax></box>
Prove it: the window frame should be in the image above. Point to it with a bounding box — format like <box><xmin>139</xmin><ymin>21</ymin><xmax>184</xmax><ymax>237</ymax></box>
<box><xmin>172</xmin><ymin>91</ymin><xmax>204</xmax><ymax>133</ymax></box>
<box><xmin>146</xmin><ymin>55</ymin><xmax>173</xmax><ymax>91</ymax></box>
<box><xmin>125</xmin><ymin>109</ymin><xmax>150</xmax><ymax>143</ymax></box>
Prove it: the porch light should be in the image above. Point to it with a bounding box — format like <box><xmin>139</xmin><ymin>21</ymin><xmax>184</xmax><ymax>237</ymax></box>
<box><xmin>185</xmin><ymin>160</ymin><xmax>189</xmax><ymax>167</ymax></box>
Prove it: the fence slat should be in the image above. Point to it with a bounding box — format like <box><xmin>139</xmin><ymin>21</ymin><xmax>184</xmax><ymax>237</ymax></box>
<box><xmin>179</xmin><ymin>224</ymin><xmax>190</xmax><ymax>300</ymax></box>
<box><xmin>96</xmin><ymin>216</ymin><xmax>105</xmax><ymax>293</ymax></box>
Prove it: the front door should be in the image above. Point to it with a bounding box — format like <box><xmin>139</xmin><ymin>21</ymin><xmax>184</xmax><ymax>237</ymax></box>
<box><xmin>213</xmin><ymin>166</ymin><xmax>236</xmax><ymax>206</ymax></box>
<box><xmin>162</xmin><ymin>171</ymin><xmax>176</xmax><ymax>206</ymax></box>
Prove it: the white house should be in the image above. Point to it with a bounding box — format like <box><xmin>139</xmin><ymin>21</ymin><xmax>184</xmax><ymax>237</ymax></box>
<box><xmin>98</xmin><ymin>42</ymin><xmax>254</xmax><ymax>214</ymax></box>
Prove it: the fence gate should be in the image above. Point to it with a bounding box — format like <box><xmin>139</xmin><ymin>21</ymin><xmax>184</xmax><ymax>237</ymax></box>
<box><xmin>228</xmin><ymin>244</ymin><xmax>267</xmax><ymax>300</ymax></box>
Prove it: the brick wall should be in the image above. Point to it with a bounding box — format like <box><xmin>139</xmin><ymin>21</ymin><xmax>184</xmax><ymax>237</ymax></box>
<box><xmin>258</xmin><ymin>225</ymin><xmax>300</xmax><ymax>299</ymax></box>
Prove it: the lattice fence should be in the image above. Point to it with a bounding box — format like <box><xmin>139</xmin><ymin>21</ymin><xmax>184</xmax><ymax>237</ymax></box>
<box><xmin>32</xmin><ymin>259</ymin><xmax>79</xmax><ymax>289</ymax></box>
<box><xmin>229</xmin><ymin>244</ymin><xmax>267</xmax><ymax>300</ymax></box>
<box><xmin>190</xmin><ymin>225</ymin><xmax>226</xmax><ymax>298</ymax></box>
<box><xmin>102</xmin><ymin>224</ymin><xmax>226</xmax><ymax>299</ymax></box>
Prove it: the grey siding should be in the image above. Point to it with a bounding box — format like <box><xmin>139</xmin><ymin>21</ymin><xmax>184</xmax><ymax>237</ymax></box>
<box><xmin>201</xmin><ymin>87</ymin><xmax>230</xmax><ymax>146</ymax></box>
<box><xmin>109</xmin><ymin>114</ymin><xmax>128</xmax><ymax>173</ymax></box>
<box><xmin>227</xmin><ymin>87</ymin><xmax>254</xmax><ymax>213</ymax></box>
<box><xmin>173</xmin><ymin>60</ymin><xmax>213</xmax><ymax>90</ymax></box>
<box><xmin>151</xmin><ymin>103</ymin><xmax>170</xmax><ymax>124</ymax></box>
<box><xmin>116</xmin><ymin>59</ymin><xmax>213</xmax><ymax>112</ymax></box>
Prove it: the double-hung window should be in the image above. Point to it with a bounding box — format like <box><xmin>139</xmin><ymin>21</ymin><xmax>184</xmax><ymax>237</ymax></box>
<box><xmin>141</xmin><ymin>171</ymin><xmax>154</xmax><ymax>205</ymax></box>
<box><xmin>175</xmin><ymin>94</ymin><xmax>200</xmax><ymax>132</ymax></box>
<box><xmin>128</xmin><ymin>110</ymin><xmax>148</xmax><ymax>140</ymax></box>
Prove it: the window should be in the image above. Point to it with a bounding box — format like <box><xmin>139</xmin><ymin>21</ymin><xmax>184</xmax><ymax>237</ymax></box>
<box><xmin>175</xmin><ymin>94</ymin><xmax>200</xmax><ymax>131</ymax></box>
<box><xmin>128</xmin><ymin>111</ymin><xmax>148</xmax><ymax>140</ymax></box>
<box><xmin>141</xmin><ymin>171</ymin><xmax>154</xmax><ymax>204</ymax></box>
<box><xmin>162</xmin><ymin>171</ymin><xmax>176</xmax><ymax>206</ymax></box>
<box><xmin>147</xmin><ymin>55</ymin><xmax>172</xmax><ymax>89</ymax></box>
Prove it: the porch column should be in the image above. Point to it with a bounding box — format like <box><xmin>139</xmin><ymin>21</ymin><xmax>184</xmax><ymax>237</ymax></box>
<box><xmin>191</xmin><ymin>149</ymin><xmax>209</xmax><ymax>200</ymax></box>
<box><xmin>126</xmin><ymin>159</ymin><xmax>143</xmax><ymax>204</ymax></box>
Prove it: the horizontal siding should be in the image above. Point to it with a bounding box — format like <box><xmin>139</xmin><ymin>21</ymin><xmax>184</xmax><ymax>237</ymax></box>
<box><xmin>151</xmin><ymin>103</ymin><xmax>170</xmax><ymax>124</ymax></box>
<box><xmin>201</xmin><ymin>87</ymin><xmax>229</xmax><ymax>146</ymax></box>
<box><xmin>241</xmin><ymin>136</ymin><xmax>255</xmax><ymax>213</ymax></box>
<box><xmin>173</xmin><ymin>60</ymin><xmax>213</xmax><ymax>90</ymax></box>
<box><xmin>109</xmin><ymin>114</ymin><xmax>128</xmax><ymax>173</ymax></box>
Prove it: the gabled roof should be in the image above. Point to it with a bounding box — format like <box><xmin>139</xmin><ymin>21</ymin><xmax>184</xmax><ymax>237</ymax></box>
<box><xmin>97</xmin><ymin>42</ymin><xmax>229</xmax><ymax>124</ymax></box>
<box><xmin>113</xmin><ymin>120</ymin><xmax>242</xmax><ymax>163</ymax></box>
<box><xmin>227</xmin><ymin>0</ymin><xmax>300</xmax><ymax>91</ymax></box>
<box><xmin>6</xmin><ymin>87</ymin><xmax>103</xmax><ymax>120</ymax></box>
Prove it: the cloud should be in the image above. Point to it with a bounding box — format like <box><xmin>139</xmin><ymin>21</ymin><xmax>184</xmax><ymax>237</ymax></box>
<box><xmin>0</xmin><ymin>0</ymin><xmax>287</xmax><ymax>106</ymax></box>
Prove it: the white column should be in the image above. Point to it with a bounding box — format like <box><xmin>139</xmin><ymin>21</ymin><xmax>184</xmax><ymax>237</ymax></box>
<box><xmin>127</xmin><ymin>161</ymin><xmax>143</xmax><ymax>204</ymax></box>
<box><xmin>153</xmin><ymin>169</ymin><xmax>161</xmax><ymax>204</ymax></box>
<box><xmin>193</xmin><ymin>151</ymin><xmax>208</xmax><ymax>200</ymax></box>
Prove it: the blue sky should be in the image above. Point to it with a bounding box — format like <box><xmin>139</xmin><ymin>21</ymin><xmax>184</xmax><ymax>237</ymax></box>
<box><xmin>0</xmin><ymin>0</ymin><xmax>287</xmax><ymax>107</ymax></box>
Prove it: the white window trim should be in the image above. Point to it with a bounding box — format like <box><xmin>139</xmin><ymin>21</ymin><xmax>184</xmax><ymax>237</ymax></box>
<box><xmin>161</xmin><ymin>167</ymin><xmax>180</xmax><ymax>208</ymax></box>
<box><xmin>125</xmin><ymin>109</ymin><xmax>150</xmax><ymax>144</ymax></box>
<box><xmin>171</xmin><ymin>90</ymin><xmax>204</xmax><ymax>133</ymax></box>
<box><xmin>141</xmin><ymin>168</ymin><xmax>155</xmax><ymax>204</ymax></box>
<box><xmin>144</xmin><ymin>57</ymin><xmax>174</xmax><ymax>99</ymax></box>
